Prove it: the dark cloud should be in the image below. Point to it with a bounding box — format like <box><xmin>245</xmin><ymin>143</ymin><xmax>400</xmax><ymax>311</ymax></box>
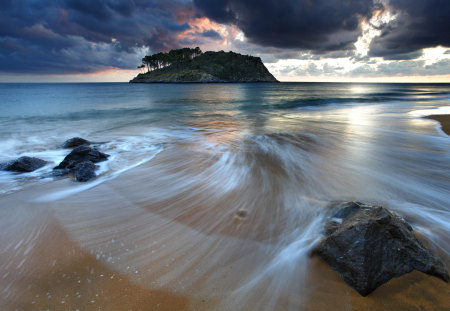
<box><xmin>201</xmin><ymin>30</ymin><xmax>222</xmax><ymax>39</ymax></box>
<box><xmin>2</xmin><ymin>0</ymin><xmax>449</xmax><ymax>77</ymax></box>
<box><xmin>369</xmin><ymin>0</ymin><xmax>450</xmax><ymax>58</ymax></box>
<box><xmin>0</xmin><ymin>0</ymin><xmax>194</xmax><ymax>74</ymax></box>
<box><xmin>193</xmin><ymin>0</ymin><xmax>235</xmax><ymax>24</ymax></box>
<box><xmin>194</xmin><ymin>0</ymin><xmax>378</xmax><ymax>52</ymax></box>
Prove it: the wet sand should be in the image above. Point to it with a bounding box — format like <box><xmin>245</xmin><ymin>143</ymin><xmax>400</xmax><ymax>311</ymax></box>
<box><xmin>426</xmin><ymin>114</ymin><xmax>450</xmax><ymax>135</ymax></box>
<box><xmin>1</xmin><ymin>146</ymin><xmax>449</xmax><ymax>311</ymax></box>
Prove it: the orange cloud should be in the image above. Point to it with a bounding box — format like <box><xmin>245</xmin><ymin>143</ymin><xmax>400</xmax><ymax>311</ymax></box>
<box><xmin>176</xmin><ymin>16</ymin><xmax>242</xmax><ymax>51</ymax></box>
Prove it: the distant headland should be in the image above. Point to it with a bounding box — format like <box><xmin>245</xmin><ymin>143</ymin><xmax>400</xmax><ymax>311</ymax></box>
<box><xmin>130</xmin><ymin>47</ymin><xmax>278</xmax><ymax>83</ymax></box>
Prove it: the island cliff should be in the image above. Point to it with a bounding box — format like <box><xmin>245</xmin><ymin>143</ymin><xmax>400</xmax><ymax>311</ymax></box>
<box><xmin>130</xmin><ymin>48</ymin><xmax>278</xmax><ymax>83</ymax></box>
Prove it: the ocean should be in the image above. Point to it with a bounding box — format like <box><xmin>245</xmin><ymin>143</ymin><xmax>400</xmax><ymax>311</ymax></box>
<box><xmin>0</xmin><ymin>82</ymin><xmax>449</xmax><ymax>310</ymax></box>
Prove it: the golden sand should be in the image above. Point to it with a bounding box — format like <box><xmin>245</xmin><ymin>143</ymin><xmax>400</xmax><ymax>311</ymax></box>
<box><xmin>0</xmin><ymin>147</ymin><xmax>449</xmax><ymax>311</ymax></box>
<box><xmin>426</xmin><ymin>114</ymin><xmax>450</xmax><ymax>135</ymax></box>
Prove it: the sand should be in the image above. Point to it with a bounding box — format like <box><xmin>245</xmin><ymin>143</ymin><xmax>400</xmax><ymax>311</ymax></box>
<box><xmin>0</xmin><ymin>146</ymin><xmax>449</xmax><ymax>310</ymax></box>
<box><xmin>426</xmin><ymin>114</ymin><xmax>450</xmax><ymax>135</ymax></box>
<box><xmin>1</xmin><ymin>194</ymin><xmax>448</xmax><ymax>310</ymax></box>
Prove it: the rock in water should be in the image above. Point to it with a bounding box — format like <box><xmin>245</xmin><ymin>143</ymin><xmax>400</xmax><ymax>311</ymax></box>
<box><xmin>54</xmin><ymin>145</ymin><xmax>109</xmax><ymax>170</ymax></box>
<box><xmin>60</xmin><ymin>137</ymin><xmax>90</xmax><ymax>148</ymax></box>
<box><xmin>313</xmin><ymin>201</ymin><xmax>449</xmax><ymax>296</ymax></box>
<box><xmin>1</xmin><ymin>156</ymin><xmax>47</xmax><ymax>172</ymax></box>
<box><xmin>73</xmin><ymin>161</ymin><xmax>96</xmax><ymax>182</ymax></box>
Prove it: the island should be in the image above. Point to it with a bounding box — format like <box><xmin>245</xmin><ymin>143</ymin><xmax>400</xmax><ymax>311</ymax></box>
<box><xmin>129</xmin><ymin>47</ymin><xmax>278</xmax><ymax>83</ymax></box>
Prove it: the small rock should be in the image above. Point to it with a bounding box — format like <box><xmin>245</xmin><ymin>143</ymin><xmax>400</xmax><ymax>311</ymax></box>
<box><xmin>73</xmin><ymin>161</ymin><xmax>97</xmax><ymax>182</ymax></box>
<box><xmin>313</xmin><ymin>201</ymin><xmax>449</xmax><ymax>296</ymax></box>
<box><xmin>60</xmin><ymin>137</ymin><xmax>90</xmax><ymax>149</ymax></box>
<box><xmin>1</xmin><ymin>156</ymin><xmax>47</xmax><ymax>172</ymax></box>
<box><xmin>54</xmin><ymin>145</ymin><xmax>109</xmax><ymax>170</ymax></box>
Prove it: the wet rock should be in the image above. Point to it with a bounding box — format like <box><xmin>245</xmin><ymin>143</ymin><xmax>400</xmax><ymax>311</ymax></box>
<box><xmin>54</xmin><ymin>145</ymin><xmax>109</xmax><ymax>170</ymax></box>
<box><xmin>1</xmin><ymin>156</ymin><xmax>47</xmax><ymax>172</ymax></box>
<box><xmin>60</xmin><ymin>137</ymin><xmax>90</xmax><ymax>149</ymax></box>
<box><xmin>313</xmin><ymin>201</ymin><xmax>449</xmax><ymax>296</ymax></box>
<box><xmin>73</xmin><ymin>161</ymin><xmax>97</xmax><ymax>182</ymax></box>
<box><xmin>46</xmin><ymin>168</ymin><xmax>70</xmax><ymax>178</ymax></box>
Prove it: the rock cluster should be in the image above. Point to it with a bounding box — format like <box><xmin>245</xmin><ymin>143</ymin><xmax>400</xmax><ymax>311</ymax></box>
<box><xmin>54</xmin><ymin>143</ymin><xmax>109</xmax><ymax>182</ymax></box>
<box><xmin>313</xmin><ymin>201</ymin><xmax>449</xmax><ymax>296</ymax></box>
<box><xmin>1</xmin><ymin>137</ymin><xmax>109</xmax><ymax>182</ymax></box>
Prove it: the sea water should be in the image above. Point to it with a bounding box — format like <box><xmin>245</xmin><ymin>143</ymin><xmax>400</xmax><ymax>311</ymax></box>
<box><xmin>0</xmin><ymin>82</ymin><xmax>449</xmax><ymax>310</ymax></box>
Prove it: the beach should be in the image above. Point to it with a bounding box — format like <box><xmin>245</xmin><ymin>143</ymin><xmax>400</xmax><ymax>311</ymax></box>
<box><xmin>0</xmin><ymin>82</ymin><xmax>449</xmax><ymax>310</ymax></box>
<box><xmin>426</xmin><ymin>114</ymin><xmax>450</xmax><ymax>135</ymax></box>
<box><xmin>1</xmin><ymin>149</ymin><xmax>449</xmax><ymax>311</ymax></box>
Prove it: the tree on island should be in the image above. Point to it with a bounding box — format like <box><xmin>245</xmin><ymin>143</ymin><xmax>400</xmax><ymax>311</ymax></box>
<box><xmin>141</xmin><ymin>47</ymin><xmax>203</xmax><ymax>73</ymax></box>
<box><xmin>137</xmin><ymin>64</ymin><xmax>146</xmax><ymax>73</ymax></box>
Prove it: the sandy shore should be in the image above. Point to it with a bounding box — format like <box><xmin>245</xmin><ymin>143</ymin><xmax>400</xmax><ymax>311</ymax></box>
<box><xmin>1</xmin><ymin>146</ymin><xmax>449</xmax><ymax>311</ymax></box>
<box><xmin>426</xmin><ymin>114</ymin><xmax>450</xmax><ymax>135</ymax></box>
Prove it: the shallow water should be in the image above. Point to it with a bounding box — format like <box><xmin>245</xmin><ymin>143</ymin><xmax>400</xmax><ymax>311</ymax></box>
<box><xmin>0</xmin><ymin>82</ymin><xmax>449</xmax><ymax>310</ymax></box>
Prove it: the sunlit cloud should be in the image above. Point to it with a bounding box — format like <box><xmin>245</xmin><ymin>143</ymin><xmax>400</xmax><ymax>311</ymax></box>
<box><xmin>421</xmin><ymin>46</ymin><xmax>450</xmax><ymax>66</ymax></box>
<box><xmin>354</xmin><ymin>9</ymin><xmax>397</xmax><ymax>57</ymax></box>
<box><xmin>176</xmin><ymin>16</ymin><xmax>242</xmax><ymax>51</ymax></box>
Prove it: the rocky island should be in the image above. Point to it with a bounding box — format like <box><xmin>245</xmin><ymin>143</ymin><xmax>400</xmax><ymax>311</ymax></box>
<box><xmin>130</xmin><ymin>47</ymin><xmax>278</xmax><ymax>83</ymax></box>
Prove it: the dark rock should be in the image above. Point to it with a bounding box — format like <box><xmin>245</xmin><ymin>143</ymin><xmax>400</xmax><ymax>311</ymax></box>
<box><xmin>313</xmin><ymin>201</ymin><xmax>449</xmax><ymax>296</ymax></box>
<box><xmin>1</xmin><ymin>156</ymin><xmax>47</xmax><ymax>172</ymax></box>
<box><xmin>60</xmin><ymin>137</ymin><xmax>90</xmax><ymax>149</ymax></box>
<box><xmin>331</xmin><ymin>201</ymin><xmax>362</xmax><ymax>219</ymax></box>
<box><xmin>323</xmin><ymin>220</ymin><xmax>340</xmax><ymax>236</ymax></box>
<box><xmin>73</xmin><ymin>161</ymin><xmax>96</xmax><ymax>182</ymax></box>
<box><xmin>45</xmin><ymin>169</ymin><xmax>70</xmax><ymax>178</ymax></box>
<box><xmin>54</xmin><ymin>145</ymin><xmax>109</xmax><ymax>170</ymax></box>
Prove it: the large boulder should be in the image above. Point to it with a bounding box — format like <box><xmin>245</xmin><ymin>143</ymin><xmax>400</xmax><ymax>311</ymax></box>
<box><xmin>1</xmin><ymin>156</ymin><xmax>47</xmax><ymax>172</ymax></box>
<box><xmin>313</xmin><ymin>201</ymin><xmax>449</xmax><ymax>296</ymax></box>
<box><xmin>73</xmin><ymin>161</ymin><xmax>97</xmax><ymax>182</ymax></box>
<box><xmin>60</xmin><ymin>137</ymin><xmax>90</xmax><ymax>149</ymax></box>
<box><xmin>54</xmin><ymin>145</ymin><xmax>109</xmax><ymax>170</ymax></box>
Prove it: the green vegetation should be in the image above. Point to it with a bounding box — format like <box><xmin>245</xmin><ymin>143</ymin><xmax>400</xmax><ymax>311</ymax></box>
<box><xmin>130</xmin><ymin>48</ymin><xmax>278</xmax><ymax>83</ymax></box>
<box><xmin>140</xmin><ymin>47</ymin><xmax>202</xmax><ymax>72</ymax></box>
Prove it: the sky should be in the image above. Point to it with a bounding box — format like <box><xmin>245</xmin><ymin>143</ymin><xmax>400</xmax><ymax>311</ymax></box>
<box><xmin>0</xmin><ymin>0</ymin><xmax>449</xmax><ymax>82</ymax></box>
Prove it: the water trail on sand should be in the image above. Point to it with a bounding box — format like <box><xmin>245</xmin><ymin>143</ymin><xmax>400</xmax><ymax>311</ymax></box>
<box><xmin>37</xmin><ymin>128</ymin><xmax>449</xmax><ymax>309</ymax></box>
<box><xmin>1</xmin><ymin>83</ymin><xmax>449</xmax><ymax>310</ymax></box>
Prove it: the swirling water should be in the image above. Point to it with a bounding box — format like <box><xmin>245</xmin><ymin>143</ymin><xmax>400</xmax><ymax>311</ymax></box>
<box><xmin>0</xmin><ymin>82</ymin><xmax>449</xmax><ymax>310</ymax></box>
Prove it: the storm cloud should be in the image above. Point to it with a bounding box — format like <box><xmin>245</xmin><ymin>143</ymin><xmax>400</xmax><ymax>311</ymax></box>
<box><xmin>0</xmin><ymin>0</ymin><xmax>194</xmax><ymax>74</ymax></box>
<box><xmin>193</xmin><ymin>0</ymin><xmax>378</xmax><ymax>52</ymax></box>
<box><xmin>369</xmin><ymin>0</ymin><xmax>450</xmax><ymax>58</ymax></box>
<box><xmin>0</xmin><ymin>0</ymin><xmax>449</xmax><ymax>77</ymax></box>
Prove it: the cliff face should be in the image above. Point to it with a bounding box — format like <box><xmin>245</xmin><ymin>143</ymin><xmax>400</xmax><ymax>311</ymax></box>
<box><xmin>130</xmin><ymin>51</ymin><xmax>278</xmax><ymax>83</ymax></box>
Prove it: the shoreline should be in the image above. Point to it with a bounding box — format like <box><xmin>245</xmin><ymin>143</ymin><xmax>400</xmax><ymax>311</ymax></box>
<box><xmin>1</xmin><ymin>148</ymin><xmax>449</xmax><ymax>310</ymax></box>
<box><xmin>425</xmin><ymin>114</ymin><xmax>450</xmax><ymax>135</ymax></box>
